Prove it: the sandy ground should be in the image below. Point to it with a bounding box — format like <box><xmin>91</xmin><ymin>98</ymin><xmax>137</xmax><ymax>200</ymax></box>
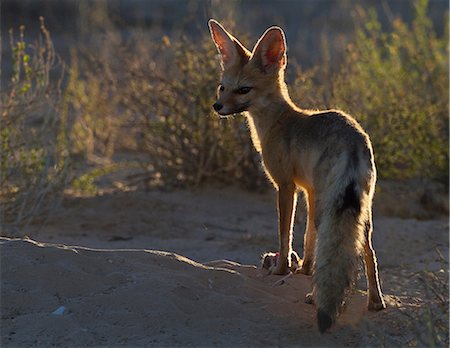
<box><xmin>1</xmin><ymin>187</ymin><xmax>449</xmax><ymax>347</ymax></box>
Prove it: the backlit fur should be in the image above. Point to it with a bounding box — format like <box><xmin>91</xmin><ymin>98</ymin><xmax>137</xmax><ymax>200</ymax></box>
<box><xmin>208</xmin><ymin>19</ymin><xmax>386</xmax><ymax>333</ymax></box>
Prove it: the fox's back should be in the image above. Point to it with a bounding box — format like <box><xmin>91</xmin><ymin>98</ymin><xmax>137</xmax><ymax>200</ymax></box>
<box><xmin>288</xmin><ymin>110</ymin><xmax>372</xmax><ymax>156</ymax></box>
<box><xmin>264</xmin><ymin>108</ymin><xmax>375</xmax><ymax>190</ymax></box>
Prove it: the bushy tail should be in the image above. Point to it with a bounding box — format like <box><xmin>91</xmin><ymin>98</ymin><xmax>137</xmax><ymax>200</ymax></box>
<box><xmin>314</xmin><ymin>178</ymin><xmax>367</xmax><ymax>333</ymax></box>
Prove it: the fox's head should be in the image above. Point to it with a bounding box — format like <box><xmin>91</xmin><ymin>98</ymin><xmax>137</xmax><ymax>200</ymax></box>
<box><xmin>208</xmin><ymin>19</ymin><xmax>287</xmax><ymax>116</ymax></box>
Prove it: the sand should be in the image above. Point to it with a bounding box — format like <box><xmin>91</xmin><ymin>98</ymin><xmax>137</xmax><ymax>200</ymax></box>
<box><xmin>1</xmin><ymin>187</ymin><xmax>448</xmax><ymax>346</ymax></box>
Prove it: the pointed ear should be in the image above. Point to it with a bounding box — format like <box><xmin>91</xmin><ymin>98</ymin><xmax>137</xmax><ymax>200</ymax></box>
<box><xmin>251</xmin><ymin>26</ymin><xmax>287</xmax><ymax>73</ymax></box>
<box><xmin>208</xmin><ymin>19</ymin><xmax>250</xmax><ymax>69</ymax></box>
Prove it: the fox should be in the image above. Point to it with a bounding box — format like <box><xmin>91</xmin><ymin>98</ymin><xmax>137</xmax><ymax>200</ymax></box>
<box><xmin>207</xmin><ymin>19</ymin><xmax>386</xmax><ymax>333</ymax></box>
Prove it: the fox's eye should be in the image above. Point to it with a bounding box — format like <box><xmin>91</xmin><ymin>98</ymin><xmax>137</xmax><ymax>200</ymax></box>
<box><xmin>236</xmin><ymin>87</ymin><xmax>252</xmax><ymax>95</ymax></box>
<box><xmin>219</xmin><ymin>84</ymin><xmax>225</xmax><ymax>91</ymax></box>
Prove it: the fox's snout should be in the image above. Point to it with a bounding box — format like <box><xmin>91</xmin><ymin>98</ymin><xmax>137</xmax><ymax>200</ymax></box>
<box><xmin>211</xmin><ymin>92</ymin><xmax>248</xmax><ymax>116</ymax></box>
<box><xmin>212</xmin><ymin>102</ymin><xmax>223</xmax><ymax>112</ymax></box>
<box><xmin>212</xmin><ymin>83</ymin><xmax>253</xmax><ymax>116</ymax></box>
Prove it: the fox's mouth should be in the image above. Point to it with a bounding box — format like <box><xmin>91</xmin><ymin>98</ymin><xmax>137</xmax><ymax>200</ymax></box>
<box><xmin>216</xmin><ymin>102</ymin><xmax>251</xmax><ymax>116</ymax></box>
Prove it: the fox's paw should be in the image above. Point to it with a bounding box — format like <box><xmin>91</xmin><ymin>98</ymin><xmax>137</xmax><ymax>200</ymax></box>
<box><xmin>297</xmin><ymin>260</ymin><xmax>313</xmax><ymax>276</ymax></box>
<box><xmin>261</xmin><ymin>252</ymin><xmax>288</xmax><ymax>274</ymax></box>
<box><xmin>368</xmin><ymin>298</ymin><xmax>386</xmax><ymax>311</ymax></box>
<box><xmin>305</xmin><ymin>292</ymin><xmax>315</xmax><ymax>305</ymax></box>
<box><xmin>261</xmin><ymin>251</ymin><xmax>300</xmax><ymax>275</ymax></box>
<box><xmin>270</xmin><ymin>263</ymin><xmax>289</xmax><ymax>275</ymax></box>
<box><xmin>289</xmin><ymin>251</ymin><xmax>300</xmax><ymax>272</ymax></box>
<box><xmin>261</xmin><ymin>252</ymin><xmax>277</xmax><ymax>270</ymax></box>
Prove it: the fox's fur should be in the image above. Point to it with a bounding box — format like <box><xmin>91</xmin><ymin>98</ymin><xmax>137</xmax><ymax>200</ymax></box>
<box><xmin>208</xmin><ymin>19</ymin><xmax>386</xmax><ymax>333</ymax></box>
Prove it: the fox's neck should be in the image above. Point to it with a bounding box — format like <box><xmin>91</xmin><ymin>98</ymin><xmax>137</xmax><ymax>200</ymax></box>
<box><xmin>245</xmin><ymin>77</ymin><xmax>298</xmax><ymax>153</ymax></box>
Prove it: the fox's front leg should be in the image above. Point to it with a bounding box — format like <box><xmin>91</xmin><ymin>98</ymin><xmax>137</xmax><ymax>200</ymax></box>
<box><xmin>269</xmin><ymin>183</ymin><xmax>297</xmax><ymax>275</ymax></box>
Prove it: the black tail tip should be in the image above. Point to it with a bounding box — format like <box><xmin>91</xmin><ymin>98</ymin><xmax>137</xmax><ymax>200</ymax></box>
<box><xmin>317</xmin><ymin>309</ymin><xmax>333</xmax><ymax>334</ymax></box>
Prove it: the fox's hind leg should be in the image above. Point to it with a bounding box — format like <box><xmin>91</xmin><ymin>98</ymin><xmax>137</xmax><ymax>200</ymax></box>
<box><xmin>363</xmin><ymin>207</ymin><xmax>386</xmax><ymax>311</ymax></box>
<box><xmin>298</xmin><ymin>189</ymin><xmax>316</xmax><ymax>275</ymax></box>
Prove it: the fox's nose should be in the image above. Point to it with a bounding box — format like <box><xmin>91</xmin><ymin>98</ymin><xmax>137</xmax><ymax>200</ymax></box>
<box><xmin>213</xmin><ymin>102</ymin><xmax>223</xmax><ymax>112</ymax></box>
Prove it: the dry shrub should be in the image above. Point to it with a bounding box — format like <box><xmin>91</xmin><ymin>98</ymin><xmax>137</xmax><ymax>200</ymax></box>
<box><xmin>294</xmin><ymin>0</ymin><xmax>448</xmax><ymax>182</ymax></box>
<box><xmin>0</xmin><ymin>19</ymin><xmax>69</xmax><ymax>234</ymax></box>
<box><xmin>65</xmin><ymin>27</ymin><xmax>267</xmax><ymax>190</ymax></box>
<box><xmin>123</xmin><ymin>35</ymin><xmax>266</xmax><ymax>189</ymax></box>
<box><xmin>65</xmin><ymin>53</ymin><xmax>129</xmax><ymax>164</ymax></box>
<box><xmin>335</xmin><ymin>1</ymin><xmax>448</xmax><ymax>181</ymax></box>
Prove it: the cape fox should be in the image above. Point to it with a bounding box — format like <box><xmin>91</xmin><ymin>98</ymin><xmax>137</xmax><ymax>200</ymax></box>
<box><xmin>208</xmin><ymin>19</ymin><xmax>386</xmax><ymax>333</ymax></box>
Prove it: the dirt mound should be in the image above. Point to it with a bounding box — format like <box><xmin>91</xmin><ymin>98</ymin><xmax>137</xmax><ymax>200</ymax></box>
<box><xmin>2</xmin><ymin>237</ymin><xmax>382</xmax><ymax>347</ymax></box>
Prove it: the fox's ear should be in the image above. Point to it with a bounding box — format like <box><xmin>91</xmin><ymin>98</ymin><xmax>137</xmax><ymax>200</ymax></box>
<box><xmin>251</xmin><ymin>26</ymin><xmax>286</xmax><ymax>73</ymax></box>
<box><xmin>208</xmin><ymin>19</ymin><xmax>249</xmax><ymax>69</ymax></box>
